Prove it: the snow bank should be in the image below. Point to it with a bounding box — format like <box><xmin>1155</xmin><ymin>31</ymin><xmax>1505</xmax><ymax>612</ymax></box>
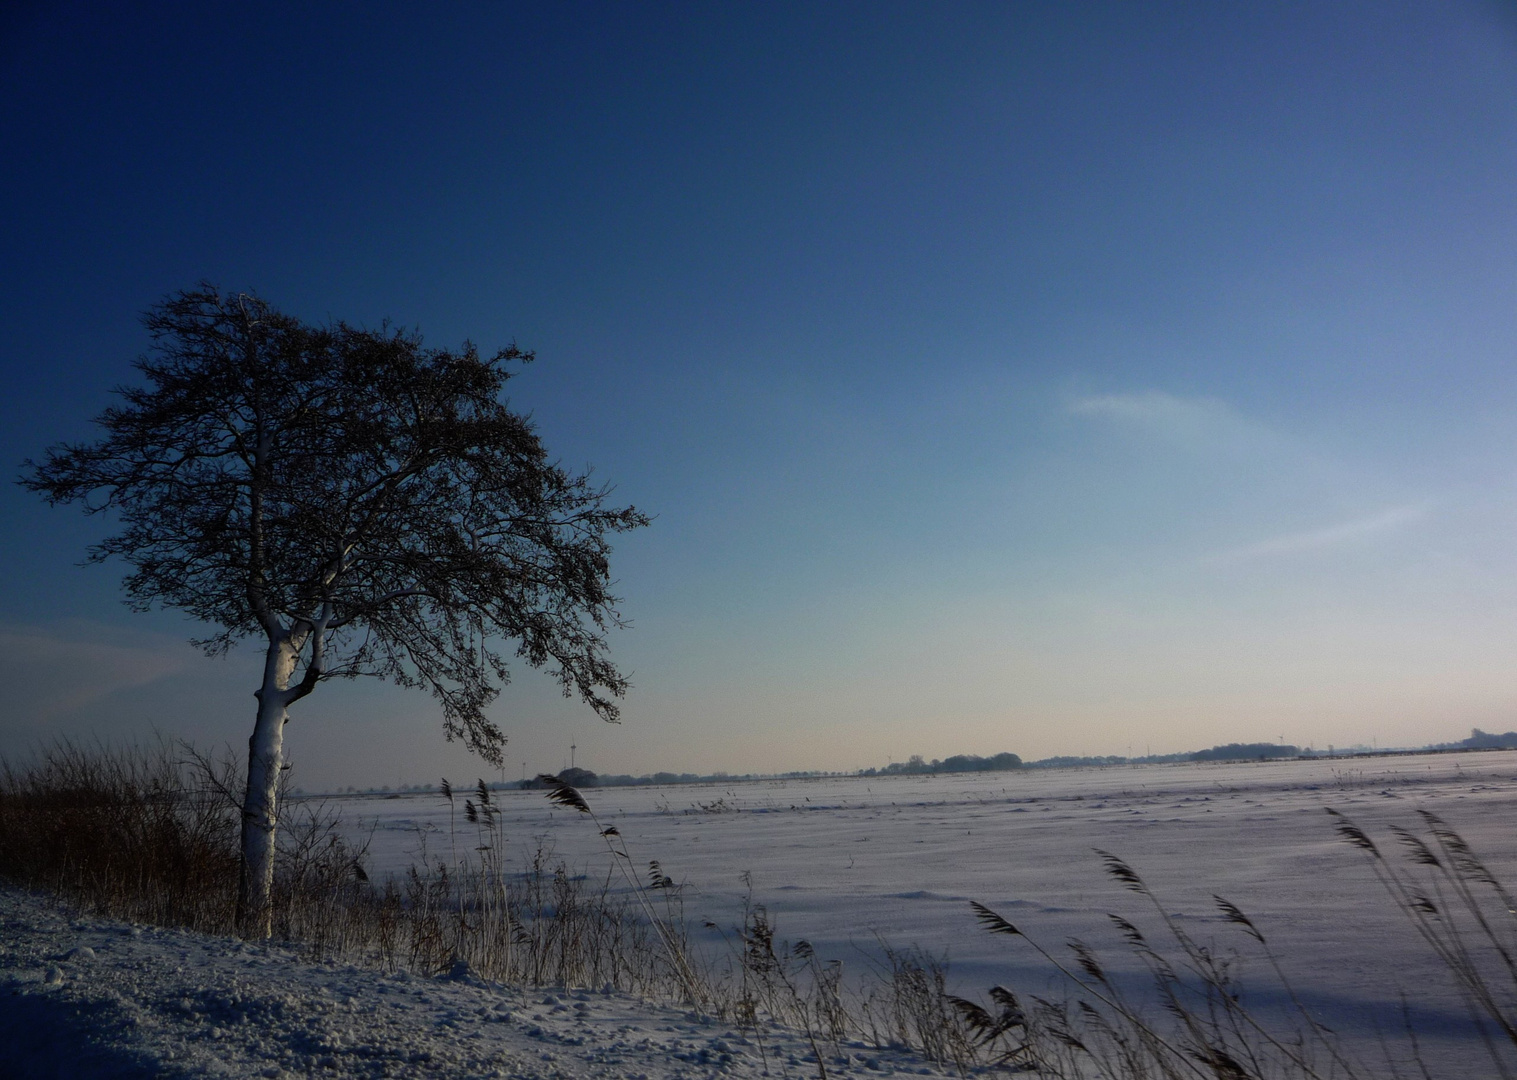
<box><xmin>0</xmin><ymin>889</ymin><xmax>953</xmax><ymax>1079</ymax></box>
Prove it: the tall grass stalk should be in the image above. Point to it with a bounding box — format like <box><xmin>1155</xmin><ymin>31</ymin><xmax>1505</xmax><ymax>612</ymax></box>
<box><xmin>961</xmin><ymin>811</ymin><xmax>1517</xmax><ymax>1079</ymax></box>
<box><xmin>1330</xmin><ymin>808</ymin><xmax>1517</xmax><ymax>1080</ymax></box>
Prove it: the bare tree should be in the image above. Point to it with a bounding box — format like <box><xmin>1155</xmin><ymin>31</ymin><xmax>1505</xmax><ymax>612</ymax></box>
<box><xmin>21</xmin><ymin>285</ymin><xmax>649</xmax><ymax>936</ymax></box>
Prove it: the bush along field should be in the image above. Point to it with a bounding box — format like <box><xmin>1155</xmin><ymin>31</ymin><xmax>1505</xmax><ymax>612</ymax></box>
<box><xmin>2</xmin><ymin>741</ymin><xmax>1516</xmax><ymax>1078</ymax></box>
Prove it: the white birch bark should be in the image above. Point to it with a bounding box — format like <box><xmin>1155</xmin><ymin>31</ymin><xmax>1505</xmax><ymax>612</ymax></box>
<box><xmin>236</xmin><ymin>632</ymin><xmax>301</xmax><ymax>938</ymax></box>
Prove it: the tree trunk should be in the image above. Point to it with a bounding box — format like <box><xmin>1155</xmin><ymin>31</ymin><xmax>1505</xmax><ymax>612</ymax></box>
<box><xmin>236</xmin><ymin>635</ymin><xmax>298</xmax><ymax>938</ymax></box>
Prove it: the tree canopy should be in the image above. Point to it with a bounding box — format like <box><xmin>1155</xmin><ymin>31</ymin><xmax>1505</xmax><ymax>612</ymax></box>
<box><xmin>24</xmin><ymin>286</ymin><xmax>648</xmax><ymax>761</ymax></box>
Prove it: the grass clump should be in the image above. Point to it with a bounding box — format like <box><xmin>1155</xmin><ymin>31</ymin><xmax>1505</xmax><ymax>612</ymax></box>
<box><xmin>0</xmin><ymin>738</ymin><xmax>383</xmax><ymax>948</ymax></box>
<box><xmin>0</xmin><ymin>738</ymin><xmax>243</xmax><ymax>930</ymax></box>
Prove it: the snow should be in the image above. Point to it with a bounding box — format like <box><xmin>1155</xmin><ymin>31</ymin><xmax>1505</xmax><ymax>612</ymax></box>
<box><xmin>3</xmin><ymin>750</ymin><xmax>1513</xmax><ymax>1075</ymax></box>
<box><xmin>0</xmin><ymin>889</ymin><xmax>949</xmax><ymax>1078</ymax></box>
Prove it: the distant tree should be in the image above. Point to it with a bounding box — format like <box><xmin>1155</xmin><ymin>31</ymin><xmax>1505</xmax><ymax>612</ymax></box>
<box><xmin>870</xmin><ymin>751</ymin><xmax>1022</xmax><ymax>776</ymax></box>
<box><xmin>1191</xmin><ymin>743</ymin><xmax>1298</xmax><ymax>762</ymax></box>
<box><xmin>1459</xmin><ymin>728</ymin><xmax>1517</xmax><ymax>750</ymax></box>
<box><xmin>940</xmin><ymin>752</ymin><xmax>1022</xmax><ymax>773</ymax></box>
<box><xmin>557</xmin><ymin>766</ymin><xmax>598</xmax><ymax>788</ymax></box>
<box><xmin>21</xmin><ymin>286</ymin><xmax>648</xmax><ymax>936</ymax></box>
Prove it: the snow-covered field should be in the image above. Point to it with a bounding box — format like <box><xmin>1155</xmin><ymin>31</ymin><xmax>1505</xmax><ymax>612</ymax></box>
<box><xmin>3</xmin><ymin>750</ymin><xmax>1513</xmax><ymax>1076</ymax></box>
<box><xmin>341</xmin><ymin>751</ymin><xmax>1517</xmax><ymax>1071</ymax></box>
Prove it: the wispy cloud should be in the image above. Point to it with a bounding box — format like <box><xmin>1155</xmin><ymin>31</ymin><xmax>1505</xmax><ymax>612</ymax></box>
<box><xmin>1069</xmin><ymin>390</ymin><xmax>1231</xmax><ymax>425</ymax></box>
<box><xmin>1209</xmin><ymin>504</ymin><xmax>1430</xmax><ymax>564</ymax></box>
<box><xmin>1066</xmin><ymin>390</ymin><xmax>1298</xmax><ymax>458</ymax></box>
<box><xmin>1065</xmin><ymin>389</ymin><xmax>1384</xmax><ymax>519</ymax></box>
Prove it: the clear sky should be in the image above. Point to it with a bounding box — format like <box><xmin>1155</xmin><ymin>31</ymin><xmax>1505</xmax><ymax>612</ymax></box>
<box><xmin>3</xmin><ymin>2</ymin><xmax>1517</xmax><ymax>788</ymax></box>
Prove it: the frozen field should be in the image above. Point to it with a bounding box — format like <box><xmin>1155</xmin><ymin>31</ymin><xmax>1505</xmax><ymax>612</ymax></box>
<box><xmin>331</xmin><ymin>750</ymin><xmax>1517</xmax><ymax>1071</ymax></box>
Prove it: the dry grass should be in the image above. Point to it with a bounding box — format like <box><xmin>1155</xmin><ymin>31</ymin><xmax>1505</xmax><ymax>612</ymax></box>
<box><xmin>0</xmin><ymin>742</ymin><xmax>989</xmax><ymax>1074</ymax></box>
<box><xmin>0</xmin><ymin>738</ymin><xmax>242</xmax><ymax>930</ymax></box>
<box><xmin>0</xmin><ymin>742</ymin><xmax>685</xmax><ymax>992</ymax></box>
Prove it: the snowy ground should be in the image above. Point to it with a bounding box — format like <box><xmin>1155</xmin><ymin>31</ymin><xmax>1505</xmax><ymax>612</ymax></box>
<box><xmin>0</xmin><ymin>888</ymin><xmax>952</xmax><ymax>1079</ymax></box>
<box><xmin>4</xmin><ymin>751</ymin><xmax>1513</xmax><ymax>1077</ymax></box>
<box><xmin>339</xmin><ymin>751</ymin><xmax>1517</xmax><ymax>1074</ymax></box>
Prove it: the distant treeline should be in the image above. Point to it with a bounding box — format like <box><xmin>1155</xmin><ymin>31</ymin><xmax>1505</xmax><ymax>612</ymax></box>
<box><xmin>1025</xmin><ymin>744</ymin><xmax>1298</xmax><ymax>769</ymax></box>
<box><xmin>364</xmin><ymin>731</ymin><xmax>1517</xmax><ymax>797</ymax></box>
<box><xmin>517</xmin><ymin>765</ymin><xmax>838</xmax><ymax>790</ymax></box>
<box><xmin>1432</xmin><ymin>728</ymin><xmax>1517</xmax><ymax>751</ymax></box>
<box><xmin>860</xmin><ymin>752</ymin><xmax>1023</xmax><ymax>776</ymax></box>
<box><xmin>524</xmin><ymin>752</ymin><xmax>1031</xmax><ymax>790</ymax></box>
<box><xmin>1027</xmin><ymin>753</ymin><xmax>1189</xmax><ymax>769</ymax></box>
<box><xmin>1191</xmin><ymin>742</ymin><xmax>1299</xmax><ymax>762</ymax></box>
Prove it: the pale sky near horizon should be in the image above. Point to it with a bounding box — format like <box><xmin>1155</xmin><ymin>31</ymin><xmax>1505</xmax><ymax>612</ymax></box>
<box><xmin>3</xmin><ymin>2</ymin><xmax>1517</xmax><ymax>788</ymax></box>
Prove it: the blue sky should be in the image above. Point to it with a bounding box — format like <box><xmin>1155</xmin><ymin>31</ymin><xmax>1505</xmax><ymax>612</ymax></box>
<box><xmin>3</xmin><ymin>2</ymin><xmax>1517</xmax><ymax>786</ymax></box>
